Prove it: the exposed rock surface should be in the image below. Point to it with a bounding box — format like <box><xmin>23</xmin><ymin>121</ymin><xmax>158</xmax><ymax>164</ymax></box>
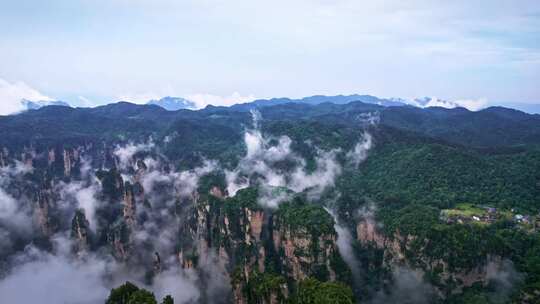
<box><xmin>356</xmin><ymin>216</ymin><xmax>507</xmax><ymax>295</ymax></box>
<box><xmin>71</xmin><ymin>209</ymin><xmax>90</xmax><ymax>255</ymax></box>
<box><xmin>178</xmin><ymin>189</ymin><xmax>341</xmax><ymax>303</ymax></box>
<box><xmin>35</xmin><ymin>189</ymin><xmax>54</xmax><ymax>237</ymax></box>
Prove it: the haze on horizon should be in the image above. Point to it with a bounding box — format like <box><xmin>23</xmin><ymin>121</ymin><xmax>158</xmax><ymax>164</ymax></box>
<box><xmin>0</xmin><ymin>0</ymin><xmax>539</xmax><ymax>113</ymax></box>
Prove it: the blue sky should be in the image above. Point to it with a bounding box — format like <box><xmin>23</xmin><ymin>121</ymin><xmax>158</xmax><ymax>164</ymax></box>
<box><xmin>0</xmin><ymin>0</ymin><xmax>539</xmax><ymax>112</ymax></box>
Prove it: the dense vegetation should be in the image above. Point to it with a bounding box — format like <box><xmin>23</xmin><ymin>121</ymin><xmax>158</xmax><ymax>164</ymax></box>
<box><xmin>106</xmin><ymin>281</ymin><xmax>173</xmax><ymax>304</ymax></box>
<box><xmin>289</xmin><ymin>278</ymin><xmax>354</xmax><ymax>304</ymax></box>
<box><xmin>338</xmin><ymin>143</ymin><xmax>540</xmax><ymax>212</ymax></box>
<box><xmin>276</xmin><ymin>197</ymin><xmax>335</xmax><ymax>236</ymax></box>
<box><xmin>232</xmin><ymin>271</ymin><xmax>354</xmax><ymax>304</ymax></box>
<box><xmin>368</xmin><ymin>200</ymin><xmax>540</xmax><ymax>301</ymax></box>
<box><xmin>3</xmin><ymin>100</ymin><xmax>540</xmax><ymax>303</ymax></box>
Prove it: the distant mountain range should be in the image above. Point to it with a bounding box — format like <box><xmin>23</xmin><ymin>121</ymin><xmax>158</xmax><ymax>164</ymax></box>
<box><xmin>147</xmin><ymin>96</ymin><xmax>197</xmax><ymax>110</ymax></box>
<box><xmin>3</xmin><ymin>91</ymin><xmax>540</xmax><ymax>304</ymax></box>
<box><xmin>18</xmin><ymin>94</ymin><xmax>540</xmax><ymax>114</ymax></box>
<box><xmin>228</xmin><ymin>94</ymin><xmax>406</xmax><ymax>111</ymax></box>
<box><xmin>389</xmin><ymin>96</ymin><xmax>463</xmax><ymax>108</ymax></box>
<box><xmin>20</xmin><ymin>99</ymin><xmax>70</xmax><ymax>110</ymax></box>
<box><xmin>4</xmin><ymin>98</ymin><xmax>540</xmax><ymax>150</ymax></box>
<box><xmin>497</xmin><ymin>102</ymin><xmax>540</xmax><ymax>114</ymax></box>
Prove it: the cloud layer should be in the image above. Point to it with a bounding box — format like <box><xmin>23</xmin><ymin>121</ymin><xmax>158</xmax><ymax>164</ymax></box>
<box><xmin>0</xmin><ymin>78</ymin><xmax>53</xmax><ymax>115</ymax></box>
<box><xmin>1</xmin><ymin>1</ymin><xmax>538</xmax><ymax>105</ymax></box>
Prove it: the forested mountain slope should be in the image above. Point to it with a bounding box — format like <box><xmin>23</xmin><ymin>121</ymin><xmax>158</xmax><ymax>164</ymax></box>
<box><xmin>0</xmin><ymin>101</ymin><xmax>539</xmax><ymax>303</ymax></box>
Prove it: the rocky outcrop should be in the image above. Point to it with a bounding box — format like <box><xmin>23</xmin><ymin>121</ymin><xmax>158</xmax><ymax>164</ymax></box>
<box><xmin>356</xmin><ymin>217</ymin><xmax>508</xmax><ymax>295</ymax></box>
<box><xmin>179</xmin><ymin>196</ymin><xmax>269</xmax><ymax>275</ymax></box>
<box><xmin>177</xmin><ymin>250</ymin><xmax>195</xmax><ymax>269</ymax></box>
<box><xmin>153</xmin><ymin>252</ymin><xmax>162</xmax><ymax>274</ymax></box>
<box><xmin>123</xmin><ymin>182</ymin><xmax>137</xmax><ymax>227</ymax></box>
<box><xmin>426</xmin><ymin>255</ymin><xmax>512</xmax><ymax>295</ymax></box>
<box><xmin>0</xmin><ymin>148</ymin><xmax>6</xmax><ymax>167</ymax></box>
<box><xmin>63</xmin><ymin>148</ymin><xmax>74</xmax><ymax>177</ymax></box>
<box><xmin>22</xmin><ymin>150</ymin><xmax>34</xmax><ymax>168</ymax></box>
<box><xmin>97</xmin><ymin>168</ymin><xmax>125</xmax><ymax>202</ymax></box>
<box><xmin>35</xmin><ymin>190</ymin><xmax>54</xmax><ymax>236</ymax></box>
<box><xmin>63</xmin><ymin>149</ymin><xmax>71</xmax><ymax>176</ymax></box>
<box><xmin>356</xmin><ymin>217</ymin><xmax>384</xmax><ymax>247</ymax></box>
<box><xmin>248</xmin><ymin>210</ymin><xmax>264</xmax><ymax>242</ymax></box>
<box><xmin>107</xmin><ymin>221</ymin><xmax>131</xmax><ymax>260</ymax></box>
<box><xmin>135</xmin><ymin>159</ymin><xmax>147</xmax><ymax>182</ymax></box>
<box><xmin>178</xmin><ymin>188</ymin><xmax>341</xmax><ymax>303</ymax></box>
<box><xmin>71</xmin><ymin>209</ymin><xmax>90</xmax><ymax>255</ymax></box>
<box><xmin>356</xmin><ymin>217</ymin><xmax>405</xmax><ymax>262</ymax></box>
<box><xmin>273</xmin><ymin>225</ymin><xmax>338</xmax><ymax>282</ymax></box>
<box><xmin>48</xmin><ymin>148</ymin><xmax>56</xmax><ymax>166</ymax></box>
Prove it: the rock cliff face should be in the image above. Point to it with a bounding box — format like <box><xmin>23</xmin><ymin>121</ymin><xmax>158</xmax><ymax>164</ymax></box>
<box><xmin>63</xmin><ymin>149</ymin><xmax>73</xmax><ymax>177</ymax></box>
<box><xmin>22</xmin><ymin>147</ymin><xmax>35</xmax><ymax>167</ymax></box>
<box><xmin>356</xmin><ymin>217</ymin><xmax>406</xmax><ymax>262</ymax></box>
<box><xmin>178</xmin><ymin>193</ymin><xmax>269</xmax><ymax>276</ymax></box>
<box><xmin>1</xmin><ymin>143</ymin><xmax>93</xmax><ymax>179</ymax></box>
<box><xmin>107</xmin><ymin>221</ymin><xmax>131</xmax><ymax>261</ymax></box>
<box><xmin>272</xmin><ymin>219</ymin><xmax>338</xmax><ymax>282</ymax></box>
<box><xmin>0</xmin><ymin>144</ymin><xmax>347</xmax><ymax>303</ymax></box>
<box><xmin>123</xmin><ymin>182</ymin><xmax>137</xmax><ymax>228</ymax></box>
<box><xmin>178</xmin><ymin>189</ymin><xmax>342</xmax><ymax>303</ymax></box>
<box><xmin>355</xmin><ymin>217</ymin><xmax>506</xmax><ymax>295</ymax></box>
<box><xmin>35</xmin><ymin>189</ymin><xmax>55</xmax><ymax>237</ymax></box>
<box><xmin>71</xmin><ymin>210</ymin><xmax>90</xmax><ymax>255</ymax></box>
<box><xmin>0</xmin><ymin>148</ymin><xmax>6</xmax><ymax>167</ymax></box>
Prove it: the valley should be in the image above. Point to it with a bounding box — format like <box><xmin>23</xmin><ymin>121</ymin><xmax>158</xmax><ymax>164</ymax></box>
<box><xmin>0</xmin><ymin>101</ymin><xmax>539</xmax><ymax>303</ymax></box>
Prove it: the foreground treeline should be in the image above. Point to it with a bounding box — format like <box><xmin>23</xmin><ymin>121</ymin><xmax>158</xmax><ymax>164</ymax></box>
<box><xmin>105</xmin><ymin>279</ymin><xmax>354</xmax><ymax>304</ymax></box>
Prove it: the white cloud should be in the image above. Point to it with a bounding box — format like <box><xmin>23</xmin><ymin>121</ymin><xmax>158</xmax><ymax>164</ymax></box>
<box><xmin>225</xmin><ymin>113</ymin><xmax>295</xmax><ymax>197</ymax></box>
<box><xmin>117</xmin><ymin>93</ymin><xmax>164</xmax><ymax>105</ymax></box>
<box><xmin>422</xmin><ymin>97</ymin><xmax>459</xmax><ymax>109</ymax></box>
<box><xmin>226</xmin><ymin>110</ymin><xmax>372</xmax><ymax>204</ymax></box>
<box><xmin>371</xmin><ymin>266</ymin><xmax>436</xmax><ymax>304</ymax></box>
<box><xmin>139</xmin><ymin>158</ymin><xmax>216</xmax><ymax>198</ymax></box>
<box><xmin>1</xmin><ymin>1</ymin><xmax>539</xmax><ymax>104</ymax></box>
<box><xmin>186</xmin><ymin>92</ymin><xmax>256</xmax><ymax>108</ymax></box>
<box><xmin>0</xmin><ymin>236</ymin><xmax>200</xmax><ymax>304</ymax></box>
<box><xmin>346</xmin><ymin>132</ymin><xmax>372</xmax><ymax>167</ymax></box>
<box><xmin>403</xmin><ymin>96</ymin><xmax>488</xmax><ymax>111</ymax></box>
<box><xmin>0</xmin><ymin>163</ymin><xmax>35</xmax><ymax>238</ymax></box>
<box><xmin>115</xmin><ymin>92</ymin><xmax>256</xmax><ymax>109</ymax></box>
<box><xmin>152</xmin><ymin>268</ymin><xmax>200</xmax><ymax>303</ymax></box>
<box><xmin>453</xmin><ymin>98</ymin><xmax>488</xmax><ymax>111</ymax></box>
<box><xmin>0</xmin><ymin>187</ymin><xmax>32</xmax><ymax>235</ymax></box>
<box><xmin>0</xmin><ymin>160</ymin><xmax>34</xmax><ymax>178</ymax></box>
<box><xmin>0</xmin><ymin>247</ymin><xmax>111</xmax><ymax>304</ymax></box>
<box><xmin>58</xmin><ymin>181</ymin><xmax>101</xmax><ymax>231</ymax></box>
<box><xmin>113</xmin><ymin>141</ymin><xmax>155</xmax><ymax>170</ymax></box>
<box><xmin>77</xmin><ymin>96</ymin><xmax>95</xmax><ymax>107</ymax></box>
<box><xmin>0</xmin><ymin>78</ymin><xmax>53</xmax><ymax>115</ymax></box>
<box><xmin>325</xmin><ymin>207</ymin><xmax>362</xmax><ymax>283</ymax></box>
<box><xmin>289</xmin><ymin>149</ymin><xmax>342</xmax><ymax>198</ymax></box>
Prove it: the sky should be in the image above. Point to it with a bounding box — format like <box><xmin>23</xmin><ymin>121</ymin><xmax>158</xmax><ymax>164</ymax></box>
<box><xmin>0</xmin><ymin>0</ymin><xmax>539</xmax><ymax>113</ymax></box>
